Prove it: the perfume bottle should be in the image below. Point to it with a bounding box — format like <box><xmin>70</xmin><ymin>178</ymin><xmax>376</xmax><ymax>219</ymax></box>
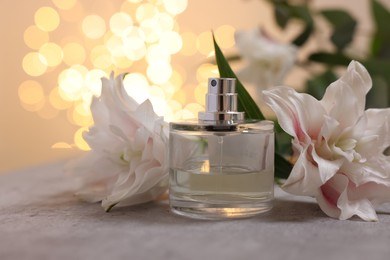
<box><xmin>169</xmin><ymin>78</ymin><xmax>274</xmax><ymax>220</ymax></box>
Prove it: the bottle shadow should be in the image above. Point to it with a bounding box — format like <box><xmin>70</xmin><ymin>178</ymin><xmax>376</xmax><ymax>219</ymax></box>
<box><xmin>13</xmin><ymin>191</ymin><xmax>389</xmax><ymax>224</ymax></box>
<box><xmin>260</xmin><ymin>198</ymin><xmax>326</xmax><ymax>222</ymax></box>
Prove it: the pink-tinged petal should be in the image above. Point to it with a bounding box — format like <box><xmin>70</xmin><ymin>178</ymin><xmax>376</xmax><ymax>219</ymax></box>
<box><xmin>341</xmin><ymin>160</ymin><xmax>390</xmax><ymax>187</ymax></box>
<box><xmin>317</xmin><ymin>172</ymin><xmax>378</xmax><ymax>221</ymax></box>
<box><xmin>133</xmin><ymin>127</ymin><xmax>150</xmax><ymax>152</ymax></box>
<box><xmin>316</xmin><ymin>174</ymin><xmax>348</xmax><ymax>219</ymax></box>
<box><xmin>322</xmin><ymin>81</ymin><xmax>361</xmax><ymax>129</ymax></box>
<box><xmin>364</xmin><ymin>108</ymin><xmax>390</xmax><ymax>151</ymax></box>
<box><xmin>152</xmin><ymin>120</ymin><xmax>169</xmax><ymax>165</ymax></box>
<box><xmin>348</xmin><ymin>181</ymin><xmax>390</xmax><ymax>205</ymax></box>
<box><xmin>68</xmin><ymin>154</ymin><xmax>124</xmax><ymax>202</ymax></box>
<box><xmin>321</xmin><ymin>61</ymin><xmax>372</xmax><ymax>128</ymax></box>
<box><xmin>318</xmin><ymin>115</ymin><xmax>340</xmax><ymax>143</ymax></box>
<box><xmin>342</xmin><ymin>61</ymin><xmax>372</xmax><ymax>96</ymax></box>
<box><xmin>102</xmin><ymin>161</ymin><xmax>166</xmax><ymax>210</ymax></box>
<box><xmin>337</xmin><ymin>181</ymin><xmax>378</xmax><ymax>221</ymax></box>
<box><xmin>112</xmin><ymin>73</ymin><xmax>140</xmax><ymax>111</ymax></box>
<box><xmin>263</xmin><ymin>86</ymin><xmax>325</xmax><ymax>143</ymax></box>
<box><xmin>282</xmin><ymin>144</ymin><xmax>324</xmax><ymax>196</ymax></box>
<box><xmin>68</xmin><ymin>72</ymin><xmax>169</xmax><ymax>211</ymax></box>
<box><xmin>311</xmin><ymin>146</ymin><xmax>344</xmax><ymax>184</ymax></box>
<box><xmin>132</xmin><ymin>99</ymin><xmax>161</xmax><ymax>133</ymax></box>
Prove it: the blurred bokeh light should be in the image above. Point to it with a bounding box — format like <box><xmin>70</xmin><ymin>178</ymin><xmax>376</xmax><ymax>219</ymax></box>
<box><xmin>20</xmin><ymin>0</ymin><xmax>236</xmax><ymax>151</ymax></box>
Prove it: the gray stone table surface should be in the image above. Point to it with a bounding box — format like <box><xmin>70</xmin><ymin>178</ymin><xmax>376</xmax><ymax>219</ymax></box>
<box><xmin>1</xmin><ymin>160</ymin><xmax>390</xmax><ymax>260</ymax></box>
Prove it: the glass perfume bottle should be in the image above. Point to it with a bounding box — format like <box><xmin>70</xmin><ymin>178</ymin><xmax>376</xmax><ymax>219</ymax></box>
<box><xmin>169</xmin><ymin>78</ymin><xmax>274</xmax><ymax>220</ymax></box>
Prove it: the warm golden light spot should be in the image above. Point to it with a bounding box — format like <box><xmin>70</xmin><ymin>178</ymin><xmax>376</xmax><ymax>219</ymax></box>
<box><xmin>185</xmin><ymin>103</ymin><xmax>204</xmax><ymax>116</ymax></box>
<box><xmin>140</xmin><ymin>16</ymin><xmax>163</xmax><ymax>43</ymax></box>
<box><xmin>18</xmin><ymin>80</ymin><xmax>45</xmax><ymax>105</ymax></box>
<box><xmin>106</xmin><ymin>35</ymin><xmax>125</xmax><ymax>57</ymax></box>
<box><xmin>38</xmin><ymin>99</ymin><xmax>60</xmax><ymax>119</ymax></box>
<box><xmin>136</xmin><ymin>3</ymin><xmax>159</xmax><ymax>22</ymax></box>
<box><xmin>51</xmin><ymin>142</ymin><xmax>73</xmax><ymax>149</ymax></box>
<box><xmin>91</xmin><ymin>45</ymin><xmax>112</xmax><ymax>69</ymax></box>
<box><xmin>60</xmin><ymin>1</ymin><xmax>84</xmax><ymax>22</ymax></box>
<box><xmin>123</xmin><ymin>73</ymin><xmax>150</xmax><ymax>104</ymax></box>
<box><xmin>150</xmin><ymin>96</ymin><xmax>168</xmax><ymax>116</ymax></box>
<box><xmin>71</xmin><ymin>64</ymin><xmax>88</xmax><ymax>77</ymax></box>
<box><xmin>82</xmin><ymin>15</ymin><xmax>106</xmax><ymax>39</ymax></box>
<box><xmin>110</xmin><ymin>12</ymin><xmax>133</xmax><ymax>36</ymax></box>
<box><xmin>122</xmin><ymin>27</ymin><xmax>147</xmax><ymax>61</ymax></box>
<box><xmin>90</xmin><ymin>45</ymin><xmax>109</xmax><ymax>62</ymax></box>
<box><xmin>140</xmin><ymin>19</ymin><xmax>161</xmax><ymax>43</ymax></box>
<box><xmin>58</xmin><ymin>68</ymin><xmax>84</xmax><ymax>100</ymax></box>
<box><xmin>160</xmin><ymin>82</ymin><xmax>176</xmax><ymax>98</ymax></box>
<box><xmin>22</xmin><ymin>52</ymin><xmax>48</xmax><ymax>77</ymax></box>
<box><xmin>23</xmin><ymin>25</ymin><xmax>49</xmax><ymax>50</ymax></box>
<box><xmin>85</xmin><ymin>69</ymin><xmax>107</xmax><ymax>97</ymax></box>
<box><xmin>194</xmin><ymin>83</ymin><xmax>208</xmax><ymax>105</ymax></box>
<box><xmin>163</xmin><ymin>0</ymin><xmax>188</xmax><ymax>15</ymax></box>
<box><xmin>75</xmin><ymin>103</ymin><xmax>91</xmax><ymax>117</ymax></box>
<box><xmin>157</xmin><ymin>13</ymin><xmax>174</xmax><ymax>32</ymax></box>
<box><xmin>34</xmin><ymin>6</ymin><xmax>60</xmax><ymax>32</ymax></box>
<box><xmin>147</xmin><ymin>61</ymin><xmax>172</xmax><ymax>84</ymax></box>
<box><xmin>167</xmin><ymin>99</ymin><xmax>182</xmax><ymax>112</ymax></box>
<box><xmin>160</xmin><ymin>31</ymin><xmax>182</xmax><ymax>54</ymax></box>
<box><xmin>196</xmin><ymin>63</ymin><xmax>218</xmax><ymax>82</ymax></box>
<box><xmin>174</xmin><ymin>109</ymin><xmax>194</xmax><ymax>120</ymax></box>
<box><xmin>62</xmin><ymin>42</ymin><xmax>86</xmax><ymax>65</ymax></box>
<box><xmin>197</xmin><ymin>31</ymin><xmax>213</xmax><ymax>55</ymax></box>
<box><xmin>52</xmin><ymin>0</ymin><xmax>77</xmax><ymax>10</ymax></box>
<box><xmin>112</xmin><ymin>55</ymin><xmax>134</xmax><ymax>69</ymax></box>
<box><xmin>123</xmin><ymin>45</ymin><xmax>147</xmax><ymax>61</ymax></box>
<box><xmin>150</xmin><ymin>86</ymin><xmax>166</xmax><ymax>98</ymax></box>
<box><xmin>74</xmin><ymin>127</ymin><xmax>91</xmax><ymax>151</ymax></box>
<box><xmin>20</xmin><ymin>99</ymin><xmax>45</xmax><ymax>112</ymax></box>
<box><xmin>120</xmin><ymin>1</ymin><xmax>136</xmax><ymax>15</ymax></box>
<box><xmin>172</xmin><ymin>65</ymin><xmax>187</xmax><ymax>86</ymax></box>
<box><xmin>146</xmin><ymin>44</ymin><xmax>170</xmax><ymax>63</ymax></box>
<box><xmin>49</xmin><ymin>88</ymin><xmax>72</xmax><ymax>110</ymax></box>
<box><xmin>72</xmin><ymin>105</ymin><xmax>93</xmax><ymax>127</ymax></box>
<box><xmin>21</xmin><ymin>0</ymin><xmax>189</xmax><ymax>149</ymax></box>
<box><xmin>180</xmin><ymin>32</ymin><xmax>197</xmax><ymax>56</ymax></box>
<box><xmin>215</xmin><ymin>25</ymin><xmax>236</xmax><ymax>49</ymax></box>
<box><xmin>39</xmin><ymin>42</ymin><xmax>63</xmax><ymax>67</ymax></box>
<box><xmin>173</xmin><ymin>89</ymin><xmax>186</xmax><ymax>105</ymax></box>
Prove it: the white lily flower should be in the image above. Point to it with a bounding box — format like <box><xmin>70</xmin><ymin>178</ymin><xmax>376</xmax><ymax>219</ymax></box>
<box><xmin>263</xmin><ymin>61</ymin><xmax>390</xmax><ymax>221</ymax></box>
<box><xmin>67</xmin><ymin>73</ymin><xmax>169</xmax><ymax>211</ymax></box>
<box><xmin>235</xmin><ymin>28</ymin><xmax>297</xmax><ymax>90</ymax></box>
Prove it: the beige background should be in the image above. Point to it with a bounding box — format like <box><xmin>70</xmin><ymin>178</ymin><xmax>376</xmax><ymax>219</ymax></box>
<box><xmin>0</xmin><ymin>0</ymin><xmax>388</xmax><ymax>173</ymax></box>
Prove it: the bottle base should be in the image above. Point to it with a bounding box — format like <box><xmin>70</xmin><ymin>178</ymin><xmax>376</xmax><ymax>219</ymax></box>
<box><xmin>170</xmin><ymin>200</ymin><xmax>272</xmax><ymax>220</ymax></box>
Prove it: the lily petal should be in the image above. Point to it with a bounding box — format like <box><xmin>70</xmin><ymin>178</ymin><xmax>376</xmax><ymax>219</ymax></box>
<box><xmin>263</xmin><ymin>86</ymin><xmax>325</xmax><ymax>143</ymax></box>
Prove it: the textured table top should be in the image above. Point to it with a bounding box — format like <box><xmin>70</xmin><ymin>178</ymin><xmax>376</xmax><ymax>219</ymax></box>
<box><xmin>1</xmin><ymin>160</ymin><xmax>390</xmax><ymax>260</ymax></box>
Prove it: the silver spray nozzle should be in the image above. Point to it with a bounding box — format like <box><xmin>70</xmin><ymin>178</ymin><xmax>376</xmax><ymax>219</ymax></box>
<box><xmin>198</xmin><ymin>78</ymin><xmax>245</xmax><ymax>122</ymax></box>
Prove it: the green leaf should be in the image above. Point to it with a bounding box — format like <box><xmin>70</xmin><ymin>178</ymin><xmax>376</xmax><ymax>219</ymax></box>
<box><xmin>321</xmin><ymin>9</ymin><xmax>357</xmax><ymax>50</ymax></box>
<box><xmin>274</xmin><ymin>2</ymin><xmax>292</xmax><ymax>28</ymax></box>
<box><xmin>213</xmin><ymin>34</ymin><xmax>292</xmax><ymax>180</ymax></box>
<box><xmin>274</xmin><ymin>122</ymin><xmax>293</xmax><ymax>156</ymax></box>
<box><xmin>367</xmin><ymin>76</ymin><xmax>389</xmax><ymax>108</ymax></box>
<box><xmin>212</xmin><ymin>34</ymin><xmax>264</xmax><ymax>120</ymax></box>
<box><xmin>293</xmin><ymin>24</ymin><xmax>313</xmax><ymax>46</ymax></box>
<box><xmin>308</xmin><ymin>52</ymin><xmax>351</xmax><ymax>66</ymax></box>
<box><xmin>290</xmin><ymin>5</ymin><xmax>314</xmax><ymax>46</ymax></box>
<box><xmin>269</xmin><ymin>2</ymin><xmax>314</xmax><ymax>46</ymax></box>
<box><xmin>275</xmin><ymin>153</ymin><xmax>293</xmax><ymax>179</ymax></box>
<box><xmin>306</xmin><ymin>69</ymin><xmax>338</xmax><ymax>100</ymax></box>
<box><xmin>363</xmin><ymin>59</ymin><xmax>390</xmax><ymax>108</ymax></box>
<box><xmin>371</xmin><ymin>0</ymin><xmax>390</xmax><ymax>58</ymax></box>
